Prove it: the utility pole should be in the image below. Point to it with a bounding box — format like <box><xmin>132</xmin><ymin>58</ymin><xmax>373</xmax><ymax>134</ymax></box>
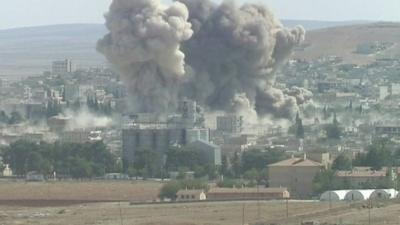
<box><xmin>242</xmin><ymin>202</ymin><xmax>245</xmax><ymax>225</ymax></box>
<box><xmin>368</xmin><ymin>199</ymin><xmax>371</xmax><ymax>225</ymax></box>
<box><xmin>286</xmin><ymin>198</ymin><xmax>289</xmax><ymax>219</ymax></box>
<box><xmin>119</xmin><ymin>201</ymin><xmax>124</xmax><ymax>225</ymax></box>
<box><xmin>257</xmin><ymin>184</ymin><xmax>260</xmax><ymax>220</ymax></box>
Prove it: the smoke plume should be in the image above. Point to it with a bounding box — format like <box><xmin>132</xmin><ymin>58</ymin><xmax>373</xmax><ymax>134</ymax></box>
<box><xmin>98</xmin><ymin>0</ymin><xmax>306</xmax><ymax>119</ymax></box>
<box><xmin>97</xmin><ymin>0</ymin><xmax>193</xmax><ymax>113</ymax></box>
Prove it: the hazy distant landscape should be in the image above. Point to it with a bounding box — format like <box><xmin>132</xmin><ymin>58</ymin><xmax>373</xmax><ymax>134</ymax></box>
<box><xmin>294</xmin><ymin>22</ymin><xmax>400</xmax><ymax>64</ymax></box>
<box><xmin>0</xmin><ymin>20</ymin><xmax>375</xmax><ymax>79</ymax></box>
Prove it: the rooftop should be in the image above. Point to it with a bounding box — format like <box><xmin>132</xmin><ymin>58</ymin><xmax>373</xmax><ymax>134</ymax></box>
<box><xmin>208</xmin><ymin>187</ymin><xmax>288</xmax><ymax>194</ymax></box>
<box><xmin>268</xmin><ymin>157</ymin><xmax>323</xmax><ymax>167</ymax></box>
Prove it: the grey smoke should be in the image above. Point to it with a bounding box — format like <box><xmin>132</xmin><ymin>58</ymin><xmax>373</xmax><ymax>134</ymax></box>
<box><xmin>284</xmin><ymin>86</ymin><xmax>314</xmax><ymax>105</ymax></box>
<box><xmin>97</xmin><ymin>0</ymin><xmax>193</xmax><ymax>113</ymax></box>
<box><xmin>98</xmin><ymin>0</ymin><xmax>306</xmax><ymax>119</ymax></box>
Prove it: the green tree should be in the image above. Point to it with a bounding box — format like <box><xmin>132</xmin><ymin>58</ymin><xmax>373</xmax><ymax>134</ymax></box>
<box><xmin>70</xmin><ymin>157</ymin><xmax>92</xmax><ymax>178</ymax></box>
<box><xmin>0</xmin><ymin>111</ymin><xmax>9</xmax><ymax>123</ymax></box>
<box><xmin>241</xmin><ymin>148</ymin><xmax>286</xmax><ymax>172</ymax></box>
<box><xmin>232</xmin><ymin>151</ymin><xmax>242</xmax><ymax>178</ymax></box>
<box><xmin>332</xmin><ymin>155</ymin><xmax>352</xmax><ymax>170</ymax></box>
<box><xmin>134</xmin><ymin>148</ymin><xmax>160</xmax><ymax>178</ymax></box>
<box><xmin>166</xmin><ymin>146</ymin><xmax>207</xmax><ymax>171</ymax></box>
<box><xmin>159</xmin><ymin>180</ymin><xmax>181</xmax><ymax>200</ymax></box>
<box><xmin>244</xmin><ymin>168</ymin><xmax>259</xmax><ymax>182</ymax></box>
<box><xmin>2</xmin><ymin>140</ymin><xmax>117</xmax><ymax>178</ymax></box>
<box><xmin>312</xmin><ymin>169</ymin><xmax>336</xmax><ymax>194</ymax></box>
<box><xmin>8</xmin><ymin>111</ymin><xmax>24</xmax><ymax>124</ymax></box>
<box><xmin>325</xmin><ymin>113</ymin><xmax>341</xmax><ymax>139</ymax></box>
<box><xmin>354</xmin><ymin>139</ymin><xmax>393</xmax><ymax>170</ymax></box>
<box><xmin>159</xmin><ymin>179</ymin><xmax>208</xmax><ymax>200</ymax></box>
<box><xmin>296</xmin><ymin>118</ymin><xmax>305</xmax><ymax>139</ymax></box>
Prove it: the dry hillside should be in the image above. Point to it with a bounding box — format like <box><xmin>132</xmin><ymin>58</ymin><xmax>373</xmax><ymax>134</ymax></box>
<box><xmin>294</xmin><ymin>22</ymin><xmax>400</xmax><ymax>65</ymax></box>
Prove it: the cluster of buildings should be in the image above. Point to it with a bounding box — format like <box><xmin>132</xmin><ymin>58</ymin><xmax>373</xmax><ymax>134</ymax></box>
<box><xmin>1</xmin><ymin>53</ymin><xmax>400</xmax><ymax>201</ymax></box>
<box><xmin>122</xmin><ymin>99</ymin><xmax>222</xmax><ymax>167</ymax></box>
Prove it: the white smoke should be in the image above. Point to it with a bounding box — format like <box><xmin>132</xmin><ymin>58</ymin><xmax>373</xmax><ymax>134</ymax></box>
<box><xmin>64</xmin><ymin>108</ymin><xmax>113</xmax><ymax>130</ymax></box>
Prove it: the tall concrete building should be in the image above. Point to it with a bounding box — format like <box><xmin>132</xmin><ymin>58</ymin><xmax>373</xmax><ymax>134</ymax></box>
<box><xmin>216</xmin><ymin>115</ymin><xmax>243</xmax><ymax>134</ymax></box>
<box><xmin>122</xmin><ymin>126</ymin><xmax>210</xmax><ymax>166</ymax></box>
<box><xmin>122</xmin><ymin>99</ymin><xmax>218</xmax><ymax>168</ymax></box>
<box><xmin>52</xmin><ymin>59</ymin><xmax>73</xmax><ymax>74</ymax></box>
<box><xmin>64</xmin><ymin>83</ymin><xmax>80</xmax><ymax>102</ymax></box>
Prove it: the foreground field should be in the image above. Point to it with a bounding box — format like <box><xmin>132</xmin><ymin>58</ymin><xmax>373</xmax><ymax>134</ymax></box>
<box><xmin>0</xmin><ymin>181</ymin><xmax>399</xmax><ymax>225</ymax></box>
<box><xmin>1</xmin><ymin>200</ymin><xmax>399</xmax><ymax>225</ymax></box>
<box><xmin>0</xmin><ymin>180</ymin><xmax>162</xmax><ymax>206</ymax></box>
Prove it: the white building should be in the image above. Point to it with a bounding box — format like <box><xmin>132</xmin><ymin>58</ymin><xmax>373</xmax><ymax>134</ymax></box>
<box><xmin>176</xmin><ymin>189</ymin><xmax>206</xmax><ymax>202</ymax></box>
<box><xmin>2</xmin><ymin>164</ymin><xmax>13</xmax><ymax>177</ymax></box>
<box><xmin>379</xmin><ymin>86</ymin><xmax>390</xmax><ymax>100</ymax></box>
<box><xmin>391</xmin><ymin>83</ymin><xmax>400</xmax><ymax>96</ymax></box>
<box><xmin>344</xmin><ymin>189</ymin><xmax>375</xmax><ymax>201</ymax></box>
<box><xmin>370</xmin><ymin>189</ymin><xmax>398</xmax><ymax>200</ymax></box>
<box><xmin>320</xmin><ymin>190</ymin><xmax>350</xmax><ymax>201</ymax></box>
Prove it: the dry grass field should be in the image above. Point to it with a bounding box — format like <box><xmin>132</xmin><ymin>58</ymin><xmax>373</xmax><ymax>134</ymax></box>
<box><xmin>0</xmin><ymin>181</ymin><xmax>399</xmax><ymax>225</ymax></box>
<box><xmin>0</xmin><ymin>180</ymin><xmax>162</xmax><ymax>206</ymax></box>
<box><xmin>1</xmin><ymin>200</ymin><xmax>400</xmax><ymax>225</ymax></box>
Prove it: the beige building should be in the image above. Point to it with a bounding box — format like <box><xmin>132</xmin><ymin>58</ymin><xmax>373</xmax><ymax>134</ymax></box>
<box><xmin>334</xmin><ymin>167</ymin><xmax>395</xmax><ymax>188</ymax></box>
<box><xmin>206</xmin><ymin>187</ymin><xmax>289</xmax><ymax>201</ymax></box>
<box><xmin>268</xmin><ymin>155</ymin><xmax>324</xmax><ymax>198</ymax></box>
<box><xmin>176</xmin><ymin>189</ymin><xmax>206</xmax><ymax>202</ymax></box>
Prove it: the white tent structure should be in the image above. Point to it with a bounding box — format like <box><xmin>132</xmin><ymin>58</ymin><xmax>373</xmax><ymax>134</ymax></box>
<box><xmin>320</xmin><ymin>190</ymin><xmax>350</xmax><ymax>201</ymax></box>
<box><xmin>344</xmin><ymin>190</ymin><xmax>375</xmax><ymax>201</ymax></box>
<box><xmin>370</xmin><ymin>189</ymin><xmax>398</xmax><ymax>200</ymax></box>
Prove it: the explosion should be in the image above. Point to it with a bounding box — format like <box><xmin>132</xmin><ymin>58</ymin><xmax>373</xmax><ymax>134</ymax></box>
<box><xmin>98</xmin><ymin>0</ymin><xmax>307</xmax><ymax>120</ymax></box>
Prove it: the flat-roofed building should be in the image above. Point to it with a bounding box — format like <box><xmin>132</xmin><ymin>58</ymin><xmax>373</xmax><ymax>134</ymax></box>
<box><xmin>176</xmin><ymin>189</ymin><xmax>206</xmax><ymax>202</ymax></box>
<box><xmin>268</xmin><ymin>155</ymin><xmax>324</xmax><ymax>198</ymax></box>
<box><xmin>206</xmin><ymin>187</ymin><xmax>289</xmax><ymax>201</ymax></box>
<box><xmin>334</xmin><ymin>167</ymin><xmax>395</xmax><ymax>189</ymax></box>
<box><xmin>52</xmin><ymin>59</ymin><xmax>72</xmax><ymax>74</ymax></box>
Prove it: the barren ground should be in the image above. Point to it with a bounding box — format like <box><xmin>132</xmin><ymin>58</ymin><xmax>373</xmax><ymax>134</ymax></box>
<box><xmin>0</xmin><ymin>181</ymin><xmax>399</xmax><ymax>225</ymax></box>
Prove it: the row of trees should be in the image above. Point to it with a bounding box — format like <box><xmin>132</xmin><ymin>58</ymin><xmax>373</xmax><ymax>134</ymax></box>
<box><xmin>290</xmin><ymin>112</ymin><xmax>342</xmax><ymax>140</ymax></box>
<box><xmin>124</xmin><ymin>146</ymin><xmax>220</xmax><ymax>180</ymax></box>
<box><xmin>1</xmin><ymin>140</ymin><xmax>118</xmax><ymax>178</ymax></box>
<box><xmin>123</xmin><ymin>146</ymin><xmax>286</xmax><ymax>182</ymax></box>
<box><xmin>313</xmin><ymin>138</ymin><xmax>399</xmax><ymax>194</ymax></box>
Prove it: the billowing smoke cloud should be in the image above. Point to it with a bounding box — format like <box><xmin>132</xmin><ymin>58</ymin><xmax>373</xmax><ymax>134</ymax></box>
<box><xmin>284</xmin><ymin>86</ymin><xmax>313</xmax><ymax>105</ymax></box>
<box><xmin>98</xmin><ymin>0</ymin><xmax>306</xmax><ymax>119</ymax></box>
<box><xmin>97</xmin><ymin>0</ymin><xmax>193</xmax><ymax>113</ymax></box>
<box><xmin>179</xmin><ymin>0</ymin><xmax>305</xmax><ymax>119</ymax></box>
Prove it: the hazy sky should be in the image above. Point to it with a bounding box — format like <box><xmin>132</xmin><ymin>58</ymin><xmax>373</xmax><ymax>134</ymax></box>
<box><xmin>1</xmin><ymin>0</ymin><xmax>399</xmax><ymax>30</ymax></box>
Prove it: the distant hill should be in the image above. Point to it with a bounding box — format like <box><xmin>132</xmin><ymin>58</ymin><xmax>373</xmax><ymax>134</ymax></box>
<box><xmin>0</xmin><ymin>21</ymin><xmax>392</xmax><ymax>78</ymax></box>
<box><xmin>282</xmin><ymin>19</ymin><xmax>370</xmax><ymax>30</ymax></box>
<box><xmin>294</xmin><ymin>22</ymin><xmax>400</xmax><ymax>64</ymax></box>
<box><xmin>0</xmin><ymin>24</ymin><xmax>108</xmax><ymax>78</ymax></box>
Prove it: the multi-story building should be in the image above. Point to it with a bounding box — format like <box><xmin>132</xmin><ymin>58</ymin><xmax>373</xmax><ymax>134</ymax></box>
<box><xmin>216</xmin><ymin>115</ymin><xmax>243</xmax><ymax>134</ymax></box>
<box><xmin>334</xmin><ymin>167</ymin><xmax>396</xmax><ymax>189</ymax></box>
<box><xmin>268</xmin><ymin>155</ymin><xmax>324</xmax><ymax>198</ymax></box>
<box><xmin>52</xmin><ymin>59</ymin><xmax>73</xmax><ymax>74</ymax></box>
<box><xmin>374</xmin><ymin>122</ymin><xmax>400</xmax><ymax>137</ymax></box>
<box><xmin>64</xmin><ymin>83</ymin><xmax>80</xmax><ymax>102</ymax></box>
<box><xmin>122</xmin><ymin>126</ymin><xmax>210</xmax><ymax>166</ymax></box>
